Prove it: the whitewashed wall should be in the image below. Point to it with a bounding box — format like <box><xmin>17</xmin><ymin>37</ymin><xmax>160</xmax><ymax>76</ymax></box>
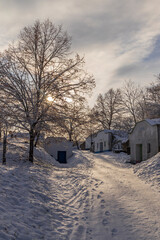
<box><xmin>92</xmin><ymin>131</ymin><xmax>112</xmax><ymax>153</ymax></box>
<box><xmin>129</xmin><ymin>121</ymin><xmax>158</xmax><ymax>163</ymax></box>
<box><xmin>85</xmin><ymin>136</ymin><xmax>92</xmax><ymax>150</ymax></box>
<box><xmin>44</xmin><ymin>138</ymin><xmax>73</xmax><ymax>160</ymax></box>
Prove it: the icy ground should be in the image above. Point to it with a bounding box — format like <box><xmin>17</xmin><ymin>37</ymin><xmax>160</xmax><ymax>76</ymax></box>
<box><xmin>0</xmin><ymin>139</ymin><xmax>160</xmax><ymax>240</ymax></box>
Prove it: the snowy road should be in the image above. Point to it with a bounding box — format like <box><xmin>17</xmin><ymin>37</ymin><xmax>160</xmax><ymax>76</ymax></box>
<box><xmin>47</xmin><ymin>150</ymin><xmax>160</xmax><ymax>240</ymax></box>
<box><xmin>84</xmin><ymin>151</ymin><xmax>160</xmax><ymax>240</ymax></box>
<box><xmin>0</xmin><ymin>145</ymin><xmax>160</xmax><ymax>240</ymax></box>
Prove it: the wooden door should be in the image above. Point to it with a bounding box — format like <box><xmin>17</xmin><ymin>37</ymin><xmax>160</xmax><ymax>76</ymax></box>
<box><xmin>57</xmin><ymin>151</ymin><xmax>67</xmax><ymax>163</ymax></box>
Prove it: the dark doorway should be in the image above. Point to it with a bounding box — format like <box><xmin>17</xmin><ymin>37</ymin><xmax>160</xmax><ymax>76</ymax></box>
<box><xmin>136</xmin><ymin>144</ymin><xmax>143</xmax><ymax>162</ymax></box>
<box><xmin>57</xmin><ymin>151</ymin><xmax>67</xmax><ymax>163</ymax></box>
<box><xmin>100</xmin><ymin>142</ymin><xmax>103</xmax><ymax>152</ymax></box>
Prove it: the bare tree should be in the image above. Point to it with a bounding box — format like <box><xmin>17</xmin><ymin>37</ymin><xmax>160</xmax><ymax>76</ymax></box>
<box><xmin>0</xmin><ymin>20</ymin><xmax>95</xmax><ymax>162</ymax></box>
<box><xmin>113</xmin><ymin>116</ymin><xmax>134</xmax><ymax>132</ymax></box>
<box><xmin>50</xmin><ymin>96</ymin><xmax>89</xmax><ymax>143</ymax></box>
<box><xmin>2</xmin><ymin>125</ymin><xmax>8</xmax><ymax>165</ymax></box>
<box><xmin>121</xmin><ymin>80</ymin><xmax>147</xmax><ymax>125</ymax></box>
<box><xmin>93</xmin><ymin>88</ymin><xmax>122</xmax><ymax>130</ymax></box>
<box><xmin>0</xmin><ymin>101</ymin><xmax>14</xmax><ymax>164</ymax></box>
<box><xmin>146</xmin><ymin>77</ymin><xmax>160</xmax><ymax>118</ymax></box>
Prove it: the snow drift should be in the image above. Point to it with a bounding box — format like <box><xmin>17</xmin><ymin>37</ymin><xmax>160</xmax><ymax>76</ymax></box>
<box><xmin>134</xmin><ymin>152</ymin><xmax>160</xmax><ymax>190</ymax></box>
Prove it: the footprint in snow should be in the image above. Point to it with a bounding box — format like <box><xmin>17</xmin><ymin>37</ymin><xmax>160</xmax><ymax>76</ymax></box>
<box><xmin>102</xmin><ymin>219</ymin><xmax>109</xmax><ymax>226</ymax></box>
<box><xmin>73</xmin><ymin>225</ymin><xmax>85</xmax><ymax>238</ymax></box>
<box><xmin>85</xmin><ymin>191</ymin><xmax>89</xmax><ymax>197</ymax></box>
<box><xmin>112</xmin><ymin>228</ymin><xmax>118</xmax><ymax>236</ymax></box>
<box><xmin>105</xmin><ymin>211</ymin><xmax>111</xmax><ymax>216</ymax></box>
<box><xmin>86</xmin><ymin>228</ymin><xmax>92</xmax><ymax>234</ymax></box>
<box><xmin>97</xmin><ymin>194</ymin><xmax>101</xmax><ymax>199</ymax></box>
<box><xmin>95</xmin><ymin>185</ymin><xmax>99</xmax><ymax>188</ymax></box>
<box><xmin>77</xmin><ymin>225</ymin><xmax>85</xmax><ymax>234</ymax></box>
<box><xmin>101</xmin><ymin>205</ymin><xmax>105</xmax><ymax>209</ymax></box>
<box><xmin>137</xmin><ymin>210</ymin><xmax>143</xmax><ymax>214</ymax></box>
<box><xmin>101</xmin><ymin>199</ymin><xmax>105</xmax><ymax>203</ymax></box>
<box><xmin>70</xmin><ymin>213</ymin><xmax>76</xmax><ymax>216</ymax></box>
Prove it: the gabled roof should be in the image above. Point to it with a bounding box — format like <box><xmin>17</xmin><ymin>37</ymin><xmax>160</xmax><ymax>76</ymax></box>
<box><xmin>130</xmin><ymin>118</ymin><xmax>160</xmax><ymax>134</ymax></box>
<box><xmin>86</xmin><ymin>129</ymin><xmax>128</xmax><ymax>141</ymax></box>
<box><xmin>86</xmin><ymin>129</ymin><xmax>112</xmax><ymax>140</ymax></box>
<box><xmin>145</xmin><ymin>118</ymin><xmax>160</xmax><ymax>126</ymax></box>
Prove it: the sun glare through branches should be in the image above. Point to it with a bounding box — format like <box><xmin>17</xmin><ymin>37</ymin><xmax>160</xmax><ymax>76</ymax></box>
<box><xmin>47</xmin><ymin>96</ymin><xmax>54</xmax><ymax>102</ymax></box>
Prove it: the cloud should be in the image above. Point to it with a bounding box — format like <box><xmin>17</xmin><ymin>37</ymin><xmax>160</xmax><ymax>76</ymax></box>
<box><xmin>0</xmin><ymin>0</ymin><xmax>160</xmax><ymax>104</ymax></box>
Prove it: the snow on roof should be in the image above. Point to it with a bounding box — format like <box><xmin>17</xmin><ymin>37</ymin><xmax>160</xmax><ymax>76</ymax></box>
<box><xmin>145</xmin><ymin>118</ymin><xmax>160</xmax><ymax>126</ymax></box>
<box><xmin>86</xmin><ymin>129</ymin><xmax>128</xmax><ymax>142</ymax></box>
<box><xmin>103</xmin><ymin>129</ymin><xmax>128</xmax><ymax>137</ymax></box>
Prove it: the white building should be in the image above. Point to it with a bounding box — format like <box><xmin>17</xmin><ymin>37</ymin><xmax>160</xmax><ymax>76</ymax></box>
<box><xmin>84</xmin><ymin>129</ymin><xmax>128</xmax><ymax>153</ymax></box>
<box><xmin>85</xmin><ymin>130</ymin><xmax>112</xmax><ymax>153</ymax></box>
<box><xmin>129</xmin><ymin>118</ymin><xmax>160</xmax><ymax>164</ymax></box>
<box><xmin>44</xmin><ymin>137</ymin><xmax>73</xmax><ymax>163</ymax></box>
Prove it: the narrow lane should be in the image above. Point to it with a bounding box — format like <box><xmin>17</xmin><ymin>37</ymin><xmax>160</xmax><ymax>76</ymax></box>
<box><xmin>84</xmin><ymin>151</ymin><xmax>160</xmax><ymax>240</ymax></box>
<box><xmin>24</xmin><ymin>150</ymin><xmax>160</xmax><ymax>240</ymax></box>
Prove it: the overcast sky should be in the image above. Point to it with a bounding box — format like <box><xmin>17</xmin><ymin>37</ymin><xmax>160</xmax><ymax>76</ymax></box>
<box><xmin>1</xmin><ymin>0</ymin><xmax>160</xmax><ymax>104</ymax></box>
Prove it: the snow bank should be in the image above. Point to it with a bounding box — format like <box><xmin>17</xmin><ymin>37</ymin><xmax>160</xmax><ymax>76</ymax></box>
<box><xmin>0</xmin><ymin>137</ymin><xmax>59</xmax><ymax>168</ymax></box>
<box><xmin>0</xmin><ymin>138</ymin><xmax>159</xmax><ymax>239</ymax></box>
<box><xmin>0</xmin><ymin>137</ymin><xmax>91</xmax><ymax>169</ymax></box>
<box><xmin>134</xmin><ymin>152</ymin><xmax>160</xmax><ymax>189</ymax></box>
<box><xmin>0</xmin><ymin>138</ymin><xmax>94</xmax><ymax>239</ymax></box>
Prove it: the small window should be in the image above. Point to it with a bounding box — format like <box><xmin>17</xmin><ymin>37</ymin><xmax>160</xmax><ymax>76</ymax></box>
<box><xmin>104</xmin><ymin>141</ymin><xmax>106</xmax><ymax>147</ymax></box>
<box><xmin>97</xmin><ymin>143</ymin><xmax>99</xmax><ymax>149</ymax></box>
<box><xmin>147</xmin><ymin>143</ymin><xmax>151</xmax><ymax>153</ymax></box>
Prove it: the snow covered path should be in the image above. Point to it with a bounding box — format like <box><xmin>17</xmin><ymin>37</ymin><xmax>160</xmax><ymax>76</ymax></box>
<box><xmin>85</xmin><ymin>151</ymin><xmax>160</xmax><ymax>240</ymax></box>
<box><xmin>0</xmin><ymin>144</ymin><xmax>160</xmax><ymax>240</ymax></box>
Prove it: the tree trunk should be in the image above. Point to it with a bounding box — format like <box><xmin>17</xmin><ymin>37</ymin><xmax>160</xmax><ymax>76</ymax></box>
<box><xmin>69</xmin><ymin>132</ymin><xmax>72</xmax><ymax>142</ymax></box>
<box><xmin>29</xmin><ymin>128</ymin><xmax>35</xmax><ymax>163</ymax></box>
<box><xmin>2</xmin><ymin>135</ymin><xmax>7</xmax><ymax>164</ymax></box>
<box><xmin>34</xmin><ymin>132</ymin><xmax>40</xmax><ymax>147</ymax></box>
<box><xmin>75</xmin><ymin>140</ymin><xmax>79</xmax><ymax>149</ymax></box>
<box><xmin>0</xmin><ymin>127</ymin><xmax>2</xmax><ymax>140</ymax></box>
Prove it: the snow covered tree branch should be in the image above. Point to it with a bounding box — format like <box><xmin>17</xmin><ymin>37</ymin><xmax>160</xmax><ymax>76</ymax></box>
<box><xmin>0</xmin><ymin>19</ymin><xmax>95</xmax><ymax>162</ymax></box>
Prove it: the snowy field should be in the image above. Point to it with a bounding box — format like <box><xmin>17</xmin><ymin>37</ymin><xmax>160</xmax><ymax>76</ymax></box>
<box><xmin>0</xmin><ymin>138</ymin><xmax>160</xmax><ymax>240</ymax></box>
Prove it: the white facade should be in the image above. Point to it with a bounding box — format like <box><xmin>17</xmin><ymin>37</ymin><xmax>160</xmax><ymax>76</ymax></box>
<box><xmin>85</xmin><ymin>130</ymin><xmax>112</xmax><ymax>153</ymax></box>
<box><xmin>85</xmin><ymin>135</ymin><xmax>92</xmax><ymax>150</ymax></box>
<box><xmin>44</xmin><ymin>137</ymin><xmax>73</xmax><ymax>162</ymax></box>
<box><xmin>129</xmin><ymin>119</ymin><xmax>160</xmax><ymax>163</ymax></box>
<box><xmin>93</xmin><ymin>131</ymin><xmax>112</xmax><ymax>153</ymax></box>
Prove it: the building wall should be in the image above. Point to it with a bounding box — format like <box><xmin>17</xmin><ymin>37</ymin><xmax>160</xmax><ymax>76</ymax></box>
<box><xmin>93</xmin><ymin>131</ymin><xmax>112</xmax><ymax>153</ymax></box>
<box><xmin>44</xmin><ymin>140</ymin><xmax>73</xmax><ymax>160</ymax></box>
<box><xmin>129</xmin><ymin>121</ymin><xmax>158</xmax><ymax>163</ymax></box>
<box><xmin>85</xmin><ymin>136</ymin><xmax>92</xmax><ymax>150</ymax></box>
<box><xmin>85</xmin><ymin>132</ymin><xmax>99</xmax><ymax>150</ymax></box>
